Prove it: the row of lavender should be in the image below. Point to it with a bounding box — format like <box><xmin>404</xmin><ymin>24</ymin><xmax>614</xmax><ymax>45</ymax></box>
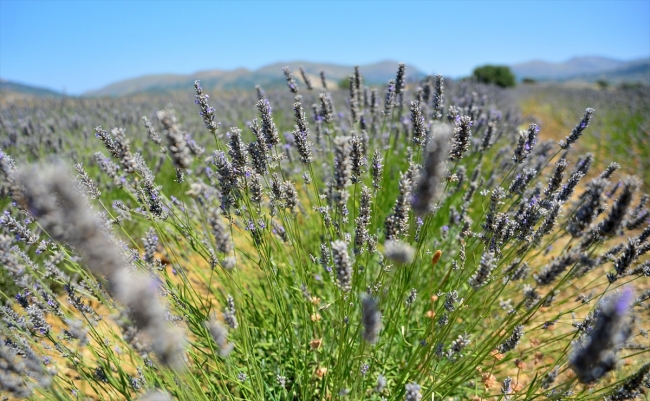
<box><xmin>0</xmin><ymin>65</ymin><xmax>649</xmax><ymax>400</ymax></box>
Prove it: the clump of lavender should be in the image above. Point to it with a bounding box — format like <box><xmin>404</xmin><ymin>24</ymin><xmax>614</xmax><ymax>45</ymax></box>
<box><xmin>570</xmin><ymin>288</ymin><xmax>634</xmax><ymax>384</ymax></box>
<box><xmin>1</xmin><ymin>62</ymin><xmax>648</xmax><ymax>401</ymax></box>
<box><xmin>0</xmin><ymin>343</ymin><xmax>51</xmax><ymax>398</ymax></box>
<box><xmin>559</xmin><ymin>108</ymin><xmax>595</xmax><ymax>149</ymax></box>
<box><xmin>14</xmin><ymin>164</ymin><xmax>185</xmax><ymax>368</ymax></box>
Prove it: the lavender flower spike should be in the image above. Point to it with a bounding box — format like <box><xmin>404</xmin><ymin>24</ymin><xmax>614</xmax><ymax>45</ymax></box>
<box><xmin>432</xmin><ymin>74</ymin><xmax>444</xmax><ymax>120</ymax></box>
<box><xmin>15</xmin><ymin>163</ymin><xmax>185</xmax><ymax>369</ymax></box>
<box><xmin>512</xmin><ymin>124</ymin><xmax>539</xmax><ymax>164</ymax></box>
<box><xmin>605</xmin><ymin>362</ymin><xmax>650</xmax><ymax>400</ymax></box>
<box><xmin>282</xmin><ymin>66</ymin><xmax>299</xmax><ymax>94</ymax></box>
<box><xmin>404</xmin><ymin>382</ymin><xmax>422</xmax><ymax>401</ymax></box>
<box><xmin>570</xmin><ymin>287</ymin><xmax>634</xmax><ymax>384</ymax></box>
<box><xmin>331</xmin><ymin>240</ymin><xmax>352</xmax><ymax>292</ymax></box>
<box><xmin>410</xmin><ymin>100</ymin><xmax>426</xmax><ymax>146</ymax></box>
<box><xmin>395</xmin><ymin>62</ymin><xmax>406</xmax><ymax>96</ymax></box>
<box><xmin>384</xmin><ymin>240</ymin><xmax>415</xmax><ymax>265</ymax></box>
<box><xmin>559</xmin><ymin>108</ymin><xmax>595</xmax><ymax>149</ymax></box>
<box><xmin>194</xmin><ymin>80</ymin><xmax>220</xmax><ymax>134</ymax></box>
<box><xmin>411</xmin><ymin>122</ymin><xmax>451</xmax><ymax>215</ymax></box>
<box><xmin>361</xmin><ymin>293</ymin><xmax>381</xmax><ymax>343</ymax></box>
<box><xmin>449</xmin><ymin>115</ymin><xmax>472</xmax><ymax>161</ymax></box>
<box><xmin>299</xmin><ymin>66</ymin><xmax>313</xmax><ymax>90</ymax></box>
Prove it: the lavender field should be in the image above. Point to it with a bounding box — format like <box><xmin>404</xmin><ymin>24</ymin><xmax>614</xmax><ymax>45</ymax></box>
<box><xmin>1</xmin><ymin>65</ymin><xmax>649</xmax><ymax>400</ymax></box>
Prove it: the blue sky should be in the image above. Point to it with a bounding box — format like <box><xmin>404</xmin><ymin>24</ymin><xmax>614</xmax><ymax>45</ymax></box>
<box><xmin>1</xmin><ymin>0</ymin><xmax>649</xmax><ymax>95</ymax></box>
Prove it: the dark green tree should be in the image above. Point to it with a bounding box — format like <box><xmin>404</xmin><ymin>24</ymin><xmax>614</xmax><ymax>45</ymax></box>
<box><xmin>472</xmin><ymin>65</ymin><xmax>516</xmax><ymax>88</ymax></box>
<box><xmin>337</xmin><ymin>77</ymin><xmax>351</xmax><ymax>90</ymax></box>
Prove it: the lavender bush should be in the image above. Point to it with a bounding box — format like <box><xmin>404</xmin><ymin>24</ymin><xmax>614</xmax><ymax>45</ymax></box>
<box><xmin>0</xmin><ymin>64</ymin><xmax>649</xmax><ymax>400</ymax></box>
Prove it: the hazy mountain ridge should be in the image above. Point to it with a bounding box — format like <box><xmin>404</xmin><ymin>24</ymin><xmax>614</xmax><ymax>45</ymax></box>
<box><xmin>0</xmin><ymin>79</ymin><xmax>62</xmax><ymax>97</ymax></box>
<box><xmin>4</xmin><ymin>56</ymin><xmax>648</xmax><ymax>98</ymax></box>
<box><xmin>571</xmin><ymin>59</ymin><xmax>650</xmax><ymax>84</ymax></box>
<box><xmin>511</xmin><ymin>56</ymin><xmax>650</xmax><ymax>83</ymax></box>
<box><xmin>84</xmin><ymin>60</ymin><xmax>426</xmax><ymax>97</ymax></box>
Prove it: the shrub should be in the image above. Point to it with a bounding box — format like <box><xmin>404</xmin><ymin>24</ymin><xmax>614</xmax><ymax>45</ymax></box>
<box><xmin>472</xmin><ymin>64</ymin><xmax>516</xmax><ymax>88</ymax></box>
<box><xmin>0</xmin><ymin>64</ymin><xmax>648</xmax><ymax>400</ymax></box>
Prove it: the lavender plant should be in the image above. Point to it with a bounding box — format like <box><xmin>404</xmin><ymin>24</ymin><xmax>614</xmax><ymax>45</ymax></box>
<box><xmin>0</xmin><ymin>64</ymin><xmax>648</xmax><ymax>401</ymax></box>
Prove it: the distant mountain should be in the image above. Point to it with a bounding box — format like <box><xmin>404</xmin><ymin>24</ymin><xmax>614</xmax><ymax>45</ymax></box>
<box><xmin>511</xmin><ymin>56</ymin><xmax>650</xmax><ymax>84</ymax></box>
<box><xmin>0</xmin><ymin>79</ymin><xmax>62</xmax><ymax>97</ymax></box>
<box><xmin>573</xmin><ymin>59</ymin><xmax>650</xmax><ymax>84</ymax></box>
<box><xmin>84</xmin><ymin>60</ymin><xmax>426</xmax><ymax>97</ymax></box>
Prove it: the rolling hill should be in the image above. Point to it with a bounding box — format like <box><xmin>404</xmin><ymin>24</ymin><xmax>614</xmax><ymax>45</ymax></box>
<box><xmin>0</xmin><ymin>79</ymin><xmax>62</xmax><ymax>97</ymax></box>
<box><xmin>83</xmin><ymin>60</ymin><xmax>426</xmax><ymax>97</ymax></box>
<box><xmin>511</xmin><ymin>56</ymin><xmax>650</xmax><ymax>84</ymax></box>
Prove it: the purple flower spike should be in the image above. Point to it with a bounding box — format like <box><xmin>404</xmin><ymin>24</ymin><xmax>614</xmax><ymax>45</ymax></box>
<box><xmin>614</xmin><ymin>287</ymin><xmax>634</xmax><ymax>314</ymax></box>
